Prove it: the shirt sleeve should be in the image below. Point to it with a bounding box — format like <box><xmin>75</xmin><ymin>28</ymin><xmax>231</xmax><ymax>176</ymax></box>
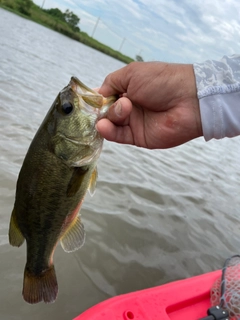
<box><xmin>193</xmin><ymin>55</ymin><xmax>240</xmax><ymax>141</ymax></box>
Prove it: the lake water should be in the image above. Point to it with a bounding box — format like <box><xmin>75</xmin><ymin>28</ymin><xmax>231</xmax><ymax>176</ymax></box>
<box><xmin>1</xmin><ymin>8</ymin><xmax>240</xmax><ymax>320</ymax></box>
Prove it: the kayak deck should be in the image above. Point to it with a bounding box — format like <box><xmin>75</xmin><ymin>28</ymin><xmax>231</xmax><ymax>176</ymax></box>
<box><xmin>73</xmin><ymin>270</ymin><xmax>221</xmax><ymax>320</ymax></box>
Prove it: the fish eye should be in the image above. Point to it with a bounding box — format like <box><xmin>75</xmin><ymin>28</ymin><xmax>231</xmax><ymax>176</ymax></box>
<box><xmin>62</xmin><ymin>102</ymin><xmax>74</xmax><ymax>115</ymax></box>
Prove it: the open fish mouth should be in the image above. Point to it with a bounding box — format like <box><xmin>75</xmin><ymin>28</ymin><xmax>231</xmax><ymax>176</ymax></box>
<box><xmin>70</xmin><ymin>77</ymin><xmax>99</xmax><ymax>96</ymax></box>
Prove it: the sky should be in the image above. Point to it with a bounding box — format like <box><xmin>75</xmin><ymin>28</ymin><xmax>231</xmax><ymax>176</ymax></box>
<box><xmin>33</xmin><ymin>0</ymin><xmax>240</xmax><ymax>63</ymax></box>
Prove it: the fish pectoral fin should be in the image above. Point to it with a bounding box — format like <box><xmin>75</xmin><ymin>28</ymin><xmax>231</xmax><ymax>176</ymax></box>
<box><xmin>9</xmin><ymin>208</ymin><xmax>25</xmax><ymax>247</ymax></box>
<box><xmin>60</xmin><ymin>215</ymin><xmax>85</xmax><ymax>253</ymax></box>
<box><xmin>88</xmin><ymin>167</ymin><xmax>98</xmax><ymax>197</ymax></box>
<box><xmin>82</xmin><ymin>94</ymin><xmax>103</xmax><ymax>108</ymax></box>
<box><xmin>67</xmin><ymin>166</ymin><xmax>89</xmax><ymax>197</ymax></box>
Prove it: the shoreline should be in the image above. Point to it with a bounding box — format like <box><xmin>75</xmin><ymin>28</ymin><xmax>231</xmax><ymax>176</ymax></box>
<box><xmin>0</xmin><ymin>3</ymin><xmax>134</xmax><ymax>64</ymax></box>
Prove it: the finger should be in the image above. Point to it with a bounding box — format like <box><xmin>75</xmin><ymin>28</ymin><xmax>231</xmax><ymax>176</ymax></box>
<box><xmin>98</xmin><ymin>65</ymin><xmax>130</xmax><ymax>96</ymax></box>
<box><xmin>96</xmin><ymin>119</ymin><xmax>133</xmax><ymax>145</ymax></box>
<box><xmin>106</xmin><ymin>97</ymin><xmax>132</xmax><ymax>125</ymax></box>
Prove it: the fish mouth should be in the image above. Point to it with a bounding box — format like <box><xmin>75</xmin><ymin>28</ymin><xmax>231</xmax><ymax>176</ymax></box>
<box><xmin>70</xmin><ymin>77</ymin><xmax>98</xmax><ymax>95</ymax></box>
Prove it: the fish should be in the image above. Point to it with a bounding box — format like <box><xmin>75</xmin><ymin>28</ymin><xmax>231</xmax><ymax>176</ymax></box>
<box><xmin>8</xmin><ymin>77</ymin><xmax>116</xmax><ymax>304</ymax></box>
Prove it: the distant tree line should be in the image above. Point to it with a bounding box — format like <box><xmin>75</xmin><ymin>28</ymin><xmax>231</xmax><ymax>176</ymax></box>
<box><xmin>18</xmin><ymin>0</ymin><xmax>33</xmax><ymax>15</ymax></box>
<box><xmin>3</xmin><ymin>0</ymin><xmax>81</xmax><ymax>32</ymax></box>
<box><xmin>44</xmin><ymin>8</ymin><xmax>80</xmax><ymax>32</ymax></box>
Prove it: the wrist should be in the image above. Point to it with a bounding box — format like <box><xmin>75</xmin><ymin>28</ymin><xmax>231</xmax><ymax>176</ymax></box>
<box><xmin>176</xmin><ymin>64</ymin><xmax>203</xmax><ymax>139</ymax></box>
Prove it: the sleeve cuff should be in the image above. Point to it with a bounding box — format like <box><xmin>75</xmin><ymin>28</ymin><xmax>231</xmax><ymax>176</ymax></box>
<box><xmin>199</xmin><ymin>91</ymin><xmax>240</xmax><ymax>141</ymax></box>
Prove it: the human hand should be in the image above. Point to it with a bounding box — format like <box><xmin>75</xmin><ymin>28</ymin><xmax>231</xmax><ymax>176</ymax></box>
<box><xmin>96</xmin><ymin>62</ymin><xmax>202</xmax><ymax>149</ymax></box>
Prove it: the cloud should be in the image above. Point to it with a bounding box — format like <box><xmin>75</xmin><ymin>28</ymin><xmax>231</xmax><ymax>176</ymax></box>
<box><xmin>33</xmin><ymin>0</ymin><xmax>240</xmax><ymax>63</ymax></box>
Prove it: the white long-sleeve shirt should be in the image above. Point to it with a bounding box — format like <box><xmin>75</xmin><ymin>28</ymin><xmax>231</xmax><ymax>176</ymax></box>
<box><xmin>193</xmin><ymin>55</ymin><xmax>240</xmax><ymax>141</ymax></box>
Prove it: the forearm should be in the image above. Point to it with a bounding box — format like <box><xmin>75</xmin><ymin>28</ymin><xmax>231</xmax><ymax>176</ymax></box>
<box><xmin>193</xmin><ymin>55</ymin><xmax>240</xmax><ymax>141</ymax></box>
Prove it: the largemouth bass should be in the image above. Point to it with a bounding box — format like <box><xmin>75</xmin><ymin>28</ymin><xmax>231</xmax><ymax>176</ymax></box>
<box><xmin>8</xmin><ymin>77</ymin><xmax>116</xmax><ymax>304</ymax></box>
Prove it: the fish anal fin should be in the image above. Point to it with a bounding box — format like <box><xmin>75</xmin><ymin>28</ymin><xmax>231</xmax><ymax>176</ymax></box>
<box><xmin>9</xmin><ymin>208</ymin><xmax>25</xmax><ymax>247</ymax></box>
<box><xmin>82</xmin><ymin>94</ymin><xmax>103</xmax><ymax>108</ymax></box>
<box><xmin>60</xmin><ymin>215</ymin><xmax>85</xmax><ymax>253</ymax></box>
<box><xmin>23</xmin><ymin>265</ymin><xmax>58</xmax><ymax>304</ymax></box>
<box><xmin>88</xmin><ymin>167</ymin><xmax>98</xmax><ymax>197</ymax></box>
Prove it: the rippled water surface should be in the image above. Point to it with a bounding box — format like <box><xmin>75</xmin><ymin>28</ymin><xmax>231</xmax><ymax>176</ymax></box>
<box><xmin>1</xmin><ymin>8</ymin><xmax>240</xmax><ymax>320</ymax></box>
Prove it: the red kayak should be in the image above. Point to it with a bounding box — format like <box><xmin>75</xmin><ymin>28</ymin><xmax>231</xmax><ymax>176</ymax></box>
<box><xmin>73</xmin><ymin>270</ymin><xmax>223</xmax><ymax>320</ymax></box>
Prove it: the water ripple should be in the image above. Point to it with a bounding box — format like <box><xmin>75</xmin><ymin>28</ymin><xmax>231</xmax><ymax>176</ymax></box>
<box><xmin>1</xmin><ymin>7</ymin><xmax>240</xmax><ymax>320</ymax></box>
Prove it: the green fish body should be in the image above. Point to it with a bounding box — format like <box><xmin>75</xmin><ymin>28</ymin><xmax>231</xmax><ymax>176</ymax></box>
<box><xmin>8</xmin><ymin>77</ymin><xmax>116</xmax><ymax>304</ymax></box>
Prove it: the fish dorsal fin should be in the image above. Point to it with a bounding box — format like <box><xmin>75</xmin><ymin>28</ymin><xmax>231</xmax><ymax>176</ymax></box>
<box><xmin>88</xmin><ymin>167</ymin><xmax>98</xmax><ymax>197</ymax></box>
<box><xmin>9</xmin><ymin>208</ymin><xmax>25</xmax><ymax>247</ymax></box>
<box><xmin>67</xmin><ymin>166</ymin><xmax>89</xmax><ymax>197</ymax></box>
<box><xmin>82</xmin><ymin>94</ymin><xmax>103</xmax><ymax>108</ymax></box>
<box><xmin>60</xmin><ymin>215</ymin><xmax>85</xmax><ymax>253</ymax></box>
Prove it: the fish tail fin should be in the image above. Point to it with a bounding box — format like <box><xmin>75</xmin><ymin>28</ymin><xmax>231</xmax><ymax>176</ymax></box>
<box><xmin>22</xmin><ymin>265</ymin><xmax>58</xmax><ymax>304</ymax></box>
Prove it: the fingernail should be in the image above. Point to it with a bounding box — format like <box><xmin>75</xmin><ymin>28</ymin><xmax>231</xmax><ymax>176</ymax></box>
<box><xmin>115</xmin><ymin>101</ymin><xmax>122</xmax><ymax>117</ymax></box>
